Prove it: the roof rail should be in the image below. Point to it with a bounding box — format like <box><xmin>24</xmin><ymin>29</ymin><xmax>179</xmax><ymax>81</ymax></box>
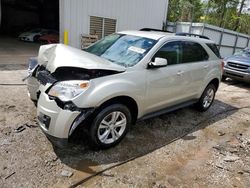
<box><xmin>140</xmin><ymin>28</ymin><xmax>173</xmax><ymax>33</ymax></box>
<box><xmin>176</xmin><ymin>32</ymin><xmax>210</xmax><ymax>40</ymax></box>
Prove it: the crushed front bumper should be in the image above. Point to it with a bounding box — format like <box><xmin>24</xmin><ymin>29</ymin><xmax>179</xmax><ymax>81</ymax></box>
<box><xmin>37</xmin><ymin>92</ymin><xmax>81</xmax><ymax>143</ymax></box>
<box><xmin>223</xmin><ymin>67</ymin><xmax>250</xmax><ymax>83</ymax></box>
<box><xmin>37</xmin><ymin>92</ymin><xmax>95</xmax><ymax>147</ymax></box>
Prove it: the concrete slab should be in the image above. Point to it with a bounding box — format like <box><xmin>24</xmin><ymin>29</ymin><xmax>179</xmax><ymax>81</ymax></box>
<box><xmin>0</xmin><ymin>36</ymin><xmax>40</xmax><ymax>69</ymax></box>
<box><xmin>0</xmin><ymin>70</ymin><xmax>27</xmax><ymax>84</ymax></box>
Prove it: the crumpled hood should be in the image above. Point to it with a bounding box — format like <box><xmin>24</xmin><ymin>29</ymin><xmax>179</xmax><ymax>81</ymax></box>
<box><xmin>38</xmin><ymin>44</ymin><xmax>126</xmax><ymax>73</ymax></box>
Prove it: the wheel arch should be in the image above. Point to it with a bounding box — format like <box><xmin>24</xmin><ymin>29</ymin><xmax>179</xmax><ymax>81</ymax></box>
<box><xmin>96</xmin><ymin>95</ymin><xmax>139</xmax><ymax>125</ymax></box>
<box><xmin>208</xmin><ymin>78</ymin><xmax>220</xmax><ymax>91</ymax></box>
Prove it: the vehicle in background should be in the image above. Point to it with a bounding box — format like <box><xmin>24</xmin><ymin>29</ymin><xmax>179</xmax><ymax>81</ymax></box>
<box><xmin>18</xmin><ymin>28</ymin><xmax>48</xmax><ymax>42</ymax></box>
<box><xmin>18</xmin><ymin>29</ymin><xmax>58</xmax><ymax>42</ymax></box>
<box><xmin>223</xmin><ymin>48</ymin><xmax>250</xmax><ymax>83</ymax></box>
<box><xmin>39</xmin><ymin>31</ymin><xmax>59</xmax><ymax>44</ymax></box>
<box><xmin>25</xmin><ymin>30</ymin><xmax>222</xmax><ymax>149</ymax></box>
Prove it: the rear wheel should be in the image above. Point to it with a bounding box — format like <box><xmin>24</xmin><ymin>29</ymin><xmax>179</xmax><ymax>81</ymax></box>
<box><xmin>195</xmin><ymin>84</ymin><xmax>216</xmax><ymax>112</ymax></box>
<box><xmin>89</xmin><ymin>104</ymin><xmax>131</xmax><ymax>149</ymax></box>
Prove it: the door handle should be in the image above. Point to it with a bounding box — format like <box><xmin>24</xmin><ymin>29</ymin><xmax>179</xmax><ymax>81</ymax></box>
<box><xmin>204</xmin><ymin>65</ymin><xmax>209</xmax><ymax>69</ymax></box>
<box><xmin>177</xmin><ymin>71</ymin><xmax>184</xmax><ymax>76</ymax></box>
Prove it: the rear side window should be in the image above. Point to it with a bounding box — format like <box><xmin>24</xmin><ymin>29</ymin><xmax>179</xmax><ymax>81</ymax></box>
<box><xmin>182</xmin><ymin>41</ymin><xmax>209</xmax><ymax>63</ymax></box>
<box><xmin>153</xmin><ymin>41</ymin><xmax>182</xmax><ymax>65</ymax></box>
<box><xmin>206</xmin><ymin>43</ymin><xmax>221</xmax><ymax>58</ymax></box>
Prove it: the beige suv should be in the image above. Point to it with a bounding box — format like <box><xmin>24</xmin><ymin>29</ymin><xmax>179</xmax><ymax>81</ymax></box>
<box><xmin>26</xmin><ymin>30</ymin><xmax>223</xmax><ymax>148</ymax></box>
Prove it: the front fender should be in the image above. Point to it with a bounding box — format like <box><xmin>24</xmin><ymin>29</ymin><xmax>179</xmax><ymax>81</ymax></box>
<box><xmin>72</xmin><ymin>71</ymin><xmax>146</xmax><ymax>113</ymax></box>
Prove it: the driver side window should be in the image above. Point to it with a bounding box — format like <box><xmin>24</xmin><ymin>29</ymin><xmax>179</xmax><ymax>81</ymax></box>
<box><xmin>153</xmin><ymin>41</ymin><xmax>182</xmax><ymax>65</ymax></box>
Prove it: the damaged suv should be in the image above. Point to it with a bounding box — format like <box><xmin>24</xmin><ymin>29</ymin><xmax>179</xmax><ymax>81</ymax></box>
<box><xmin>26</xmin><ymin>30</ymin><xmax>222</xmax><ymax>149</ymax></box>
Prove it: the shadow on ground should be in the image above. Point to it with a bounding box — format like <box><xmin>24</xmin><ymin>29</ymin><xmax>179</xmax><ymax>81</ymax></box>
<box><xmin>222</xmin><ymin>78</ymin><xmax>250</xmax><ymax>90</ymax></box>
<box><xmin>53</xmin><ymin>99</ymin><xmax>238</xmax><ymax>175</ymax></box>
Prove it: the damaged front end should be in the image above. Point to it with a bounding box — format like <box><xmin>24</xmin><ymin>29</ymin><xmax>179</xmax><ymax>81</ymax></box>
<box><xmin>25</xmin><ymin>44</ymin><xmax>125</xmax><ymax>101</ymax></box>
<box><xmin>24</xmin><ymin>44</ymin><xmax>125</xmax><ymax>145</ymax></box>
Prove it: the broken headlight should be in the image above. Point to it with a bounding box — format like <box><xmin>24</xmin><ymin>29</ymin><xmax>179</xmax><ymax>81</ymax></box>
<box><xmin>48</xmin><ymin>80</ymin><xmax>89</xmax><ymax>101</ymax></box>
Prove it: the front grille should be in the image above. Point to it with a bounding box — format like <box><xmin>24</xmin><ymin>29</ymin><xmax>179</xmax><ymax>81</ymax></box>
<box><xmin>227</xmin><ymin>62</ymin><xmax>249</xmax><ymax>70</ymax></box>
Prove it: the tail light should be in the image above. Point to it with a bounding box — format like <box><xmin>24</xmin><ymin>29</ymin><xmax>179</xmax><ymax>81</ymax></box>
<box><xmin>221</xmin><ymin>60</ymin><xmax>225</xmax><ymax>71</ymax></box>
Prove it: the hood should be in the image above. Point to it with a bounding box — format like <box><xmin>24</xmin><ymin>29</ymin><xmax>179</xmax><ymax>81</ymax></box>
<box><xmin>225</xmin><ymin>55</ymin><xmax>250</xmax><ymax>66</ymax></box>
<box><xmin>37</xmin><ymin>44</ymin><xmax>126</xmax><ymax>73</ymax></box>
<box><xmin>19</xmin><ymin>32</ymin><xmax>32</xmax><ymax>37</ymax></box>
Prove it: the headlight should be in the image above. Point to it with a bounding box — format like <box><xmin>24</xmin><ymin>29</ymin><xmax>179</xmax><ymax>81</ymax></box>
<box><xmin>48</xmin><ymin>80</ymin><xmax>89</xmax><ymax>101</ymax></box>
<box><xmin>223</xmin><ymin>61</ymin><xmax>227</xmax><ymax>67</ymax></box>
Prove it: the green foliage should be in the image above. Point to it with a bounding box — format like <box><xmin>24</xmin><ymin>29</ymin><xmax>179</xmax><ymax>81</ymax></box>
<box><xmin>167</xmin><ymin>0</ymin><xmax>250</xmax><ymax>35</ymax></box>
<box><xmin>167</xmin><ymin>0</ymin><xmax>203</xmax><ymax>22</ymax></box>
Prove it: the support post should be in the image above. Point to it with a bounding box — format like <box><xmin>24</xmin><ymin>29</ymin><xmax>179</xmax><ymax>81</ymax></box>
<box><xmin>64</xmin><ymin>31</ymin><xmax>68</xmax><ymax>45</ymax></box>
<box><xmin>233</xmin><ymin>34</ymin><xmax>239</xmax><ymax>54</ymax></box>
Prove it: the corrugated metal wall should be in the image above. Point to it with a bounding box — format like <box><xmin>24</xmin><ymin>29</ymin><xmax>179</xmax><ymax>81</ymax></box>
<box><xmin>167</xmin><ymin>22</ymin><xmax>250</xmax><ymax>57</ymax></box>
<box><xmin>60</xmin><ymin>0</ymin><xmax>168</xmax><ymax>48</ymax></box>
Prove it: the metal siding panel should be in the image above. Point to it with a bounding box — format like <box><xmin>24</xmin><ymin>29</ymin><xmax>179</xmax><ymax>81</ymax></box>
<box><xmin>222</xmin><ymin>33</ymin><xmax>236</xmax><ymax>46</ymax></box>
<box><xmin>62</xmin><ymin>0</ymin><xmax>168</xmax><ymax>48</ymax></box>
<box><xmin>237</xmin><ymin>36</ymin><xmax>248</xmax><ymax>48</ymax></box>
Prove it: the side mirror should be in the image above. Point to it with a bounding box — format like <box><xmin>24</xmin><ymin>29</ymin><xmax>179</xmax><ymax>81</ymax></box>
<box><xmin>148</xmin><ymin>57</ymin><xmax>168</xmax><ymax>69</ymax></box>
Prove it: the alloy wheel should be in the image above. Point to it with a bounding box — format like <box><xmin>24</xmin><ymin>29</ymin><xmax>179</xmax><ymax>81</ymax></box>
<box><xmin>202</xmin><ymin>88</ymin><xmax>215</xmax><ymax>108</ymax></box>
<box><xmin>97</xmin><ymin>111</ymin><xmax>127</xmax><ymax>144</ymax></box>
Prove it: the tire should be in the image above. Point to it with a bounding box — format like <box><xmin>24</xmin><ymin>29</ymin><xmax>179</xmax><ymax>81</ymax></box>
<box><xmin>221</xmin><ymin>75</ymin><xmax>227</xmax><ymax>82</ymax></box>
<box><xmin>195</xmin><ymin>84</ymin><xmax>216</xmax><ymax>112</ymax></box>
<box><xmin>89</xmin><ymin>104</ymin><xmax>131</xmax><ymax>149</ymax></box>
<box><xmin>33</xmin><ymin>35</ymin><xmax>40</xmax><ymax>42</ymax></box>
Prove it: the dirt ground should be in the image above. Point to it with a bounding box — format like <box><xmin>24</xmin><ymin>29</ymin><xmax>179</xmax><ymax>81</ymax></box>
<box><xmin>0</xmin><ymin>38</ymin><xmax>250</xmax><ymax>188</ymax></box>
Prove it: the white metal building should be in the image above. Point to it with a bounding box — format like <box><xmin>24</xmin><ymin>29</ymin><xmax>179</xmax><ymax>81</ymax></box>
<box><xmin>59</xmin><ymin>0</ymin><xmax>169</xmax><ymax>48</ymax></box>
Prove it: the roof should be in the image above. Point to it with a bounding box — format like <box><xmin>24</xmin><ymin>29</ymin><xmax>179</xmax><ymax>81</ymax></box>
<box><xmin>118</xmin><ymin>30</ymin><xmax>215</xmax><ymax>44</ymax></box>
<box><xmin>118</xmin><ymin>30</ymin><xmax>174</xmax><ymax>40</ymax></box>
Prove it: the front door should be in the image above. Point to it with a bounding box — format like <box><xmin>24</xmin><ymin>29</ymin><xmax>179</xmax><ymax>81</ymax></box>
<box><xmin>145</xmin><ymin>41</ymin><xmax>191</xmax><ymax>114</ymax></box>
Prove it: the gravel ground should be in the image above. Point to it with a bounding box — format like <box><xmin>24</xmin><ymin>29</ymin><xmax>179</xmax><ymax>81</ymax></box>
<box><xmin>0</xmin><ymin>68</ymin><xmax>249</xmax><ymax>188</ymax></box>
<box><xmin>0</xmin><ymin>37</ymin><xmax>250</xmax><ymax>188</ymax></box>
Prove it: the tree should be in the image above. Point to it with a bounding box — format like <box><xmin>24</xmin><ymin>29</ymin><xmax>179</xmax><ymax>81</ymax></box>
<box><xmin>167</xmin><ymin>0</ymin><xmax>250</xmax><ymax>35</ymax></box>
<box><xmin>167</xmin><ymin>0</ymin><xmax>182</xmax><ymax>22</ymax></box>
<box><xmin>234</xmin><ymin>0</ymin><xmax>246</xmax><ymax>31</ymax></box>
<box><xmin>167</xmin><ymin>0</ymin><xmax>203</xmax><ymax>22</ymax></box>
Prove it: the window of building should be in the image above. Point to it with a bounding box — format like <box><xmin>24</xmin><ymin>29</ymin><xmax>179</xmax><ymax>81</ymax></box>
<box><xmin>90</xmin><ymin>16</ymin><xmax>117</xmax><ymax>39</ymax></box>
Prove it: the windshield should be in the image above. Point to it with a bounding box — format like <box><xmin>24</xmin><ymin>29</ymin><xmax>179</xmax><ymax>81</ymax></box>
<box><xmin>85</xmin><ymin>34</ymin><xmax>157</xmax><ymax>67</ymax></box>
<box><xmin>234</xmin><ymin>48</ymin><xmax>250</xmax><ymax>58</ymax></box>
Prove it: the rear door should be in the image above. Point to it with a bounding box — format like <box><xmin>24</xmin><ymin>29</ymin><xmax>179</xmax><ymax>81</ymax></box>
<box><xmin>180</xmin><ymin>41</ymin><xmax>210</xmax><ymax>97</ymax></box>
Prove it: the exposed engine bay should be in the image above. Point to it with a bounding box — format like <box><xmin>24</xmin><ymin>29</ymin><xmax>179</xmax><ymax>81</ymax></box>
<box><xmin>35</xmin><ymin>65</ymin><xmax>120</xmax><ymax>86</ymax></box>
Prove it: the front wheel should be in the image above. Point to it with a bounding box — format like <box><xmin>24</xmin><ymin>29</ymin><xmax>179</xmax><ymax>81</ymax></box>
<box><xmin>89</xmin><ymin>104</ymin><xmax>131</xmax><ymax>149</ymax></box>
<box><xmin>195</xmin><ymin>84</ymin><xmax>216</xmax><ymax>112</ymax></box>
